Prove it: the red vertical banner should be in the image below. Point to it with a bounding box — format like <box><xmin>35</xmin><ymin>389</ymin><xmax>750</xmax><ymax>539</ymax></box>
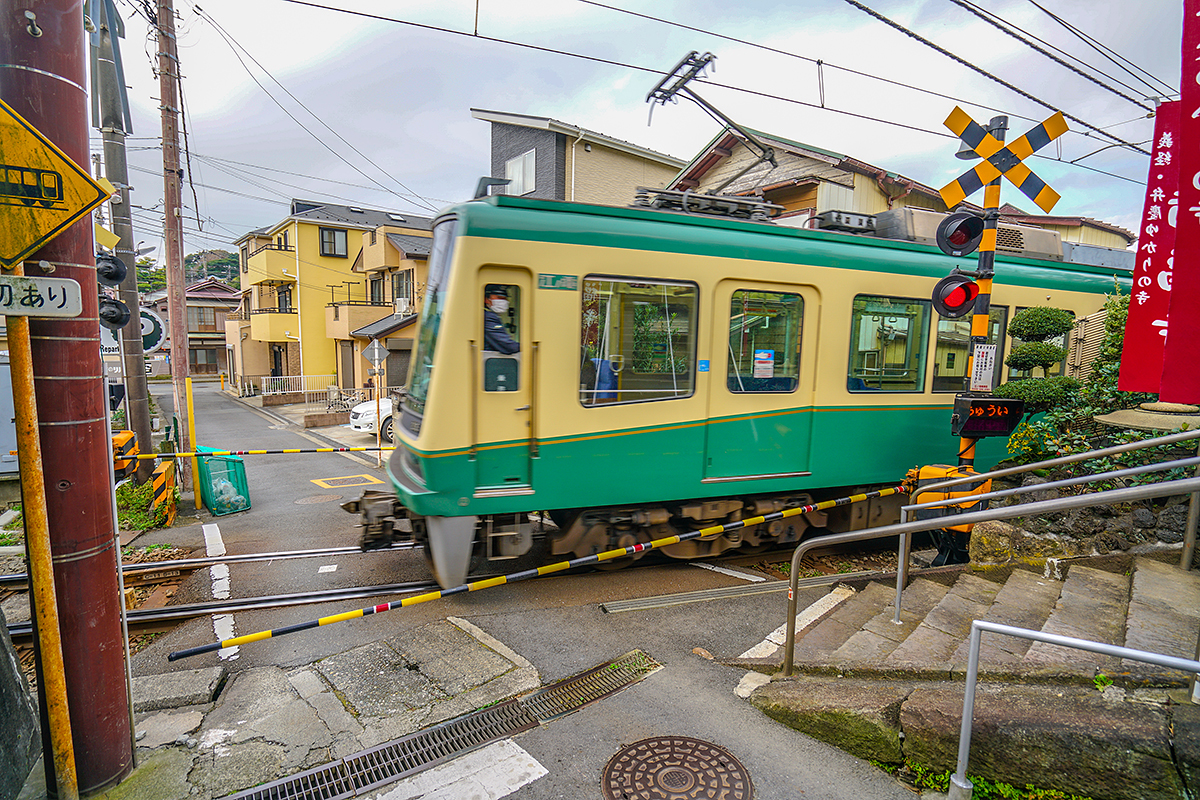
<box><xmin>1119</xmin><ymin>100</ymin><xmax>1179</xmax><ymax>392</ymax></box>
<box><xmin>1161</xmin><ymin>1</ymin><xmax>1200</xmax><ymax>403</ymax></box>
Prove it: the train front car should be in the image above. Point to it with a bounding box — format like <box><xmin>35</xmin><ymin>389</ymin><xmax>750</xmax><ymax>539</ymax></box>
<box><xmin>364</xmin><ymin>193</ymin><xmax>1120</xmax><ymax>590</ymax></box>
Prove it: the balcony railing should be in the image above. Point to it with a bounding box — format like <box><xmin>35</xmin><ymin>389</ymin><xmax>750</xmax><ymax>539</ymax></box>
<box><xmin>250</xmin><ymin>242</ymin><xmax>295</xmax><ymax>257</ymax></box>
<box><xmin>250</xmin><ymin>307</ymin><xmax>295</xmax><ymax>314</ymax></box>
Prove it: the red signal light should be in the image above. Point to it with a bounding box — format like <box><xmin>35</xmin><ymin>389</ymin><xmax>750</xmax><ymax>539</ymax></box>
<box><xmin>932</xmin><ymin>273</ymin><xmax>980</xmax><ymax>318</ymax></box>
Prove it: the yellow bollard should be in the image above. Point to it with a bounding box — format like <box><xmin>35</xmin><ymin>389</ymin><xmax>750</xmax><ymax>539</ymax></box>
<box><xmin>187</xmin><ymin>378</ymin><xmax>201</xmax><ymax>510</ymax></box>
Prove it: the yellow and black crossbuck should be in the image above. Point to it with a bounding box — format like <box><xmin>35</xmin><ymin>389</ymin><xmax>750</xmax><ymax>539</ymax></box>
<box><xmin>939</xmin><ymin>106</ymin><xmax>1068</xmax><ymax>213</ymax></box>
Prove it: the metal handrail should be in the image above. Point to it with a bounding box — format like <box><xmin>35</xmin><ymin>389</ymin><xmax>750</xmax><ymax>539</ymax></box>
<box><xmin>948</xmin><ymin>620</ymin><xmax>1200</xmax><ymax>800</ymax></box>
<box><xmin>781</xmin><ymin>474</ymin><xmax>1200</xmax><ymax>676</ymax></box>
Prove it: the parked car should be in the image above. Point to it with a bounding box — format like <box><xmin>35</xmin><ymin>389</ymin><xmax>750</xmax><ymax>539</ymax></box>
<box><xmin>349</xmin><ymin>397</ymin><xmax>395</xmax><ymax>443</ymax></box>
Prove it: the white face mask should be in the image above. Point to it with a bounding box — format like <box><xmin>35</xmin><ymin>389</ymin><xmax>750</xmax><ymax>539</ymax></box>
<box><xmin>490</xmin><ymin>298</ymin><xmax>509</xmax><ymax>315</ymax></box>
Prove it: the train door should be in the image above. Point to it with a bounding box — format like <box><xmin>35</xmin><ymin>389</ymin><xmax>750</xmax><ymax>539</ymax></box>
<box><xmin>703</xmin><ymin>281</ymin><xmax>815</xmax><ymax>481</ymax></box>
<box><xmin>474</xmin><ymin>268</ymin><xmax>532</xmax><ymax>489</ymax></box>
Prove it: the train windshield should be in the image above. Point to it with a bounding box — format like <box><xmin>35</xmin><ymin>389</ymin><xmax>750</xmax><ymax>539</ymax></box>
<box><xmin>405</xmin><ymin>218</ymin><xmax>457</xmax><ymax>415</ymax></box>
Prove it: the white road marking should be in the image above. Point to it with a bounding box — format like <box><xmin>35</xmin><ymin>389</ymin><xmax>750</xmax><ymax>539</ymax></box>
<box><xmin>203</xmin><ymin>523</ymin><xmax>238</xmax><ymax>661</ymax></box>
<box><xmin>371</xmin><ymin>740</ymin><xmax>547</xmax><ymax>800</ymax></box>
<box><xmin>738</xmin><ymin>585</ymin><xmax>855</xmax><ymax>659</ymax></box>
<box><xmin>318</xmin><ymin>564</ymin><xmax>338</xmax><ymax>573</ymax></box>
<box><xmin>692</xmin><ymin>562</ymin><xmax>767</xmax><ymax>582</ymax></box>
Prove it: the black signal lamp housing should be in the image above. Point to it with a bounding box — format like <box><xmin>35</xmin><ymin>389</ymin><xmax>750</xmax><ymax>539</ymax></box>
<box><xmin>935</xmin><ymin>211</ymin><xmax>985</xmax><ymax>257</ymax></box>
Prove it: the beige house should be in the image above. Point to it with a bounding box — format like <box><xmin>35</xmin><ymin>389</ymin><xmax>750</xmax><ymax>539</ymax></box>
<box><xmin>225</xmin><ymin>200</ymin><xmax>432</xmax><ymax>394</ymax></box>
<box><xmin>471</xmin><ymin>109</ymin><xmax>687</xmax><ymax>205</ymax></box>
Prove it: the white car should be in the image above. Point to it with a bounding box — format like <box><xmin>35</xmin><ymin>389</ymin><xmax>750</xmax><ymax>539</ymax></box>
<box><xmin>349</xmin><ymin>397</ymin><xmax>395</xmax><ymax>443</ymax></box>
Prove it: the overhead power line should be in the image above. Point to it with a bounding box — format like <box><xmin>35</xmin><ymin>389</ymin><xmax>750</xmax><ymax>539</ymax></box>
<box><xmin>839</xmin><ymin>0</ymin><xmax>1149</xmax><ymax>156</ymax></box>
<box><xmin>185</xmin><ymin>1</ymin><xmax>440</xmax><ymax>214</ymax></box>
<box><xmin>1024</xmin><ymin>0</ymin><xmax>1177</xmax><ymax>99</ymax></box>
<box><xmin>947</xmin><ymin>0</ymin><xmax>1155</xmax><ymax>112</ymax></box>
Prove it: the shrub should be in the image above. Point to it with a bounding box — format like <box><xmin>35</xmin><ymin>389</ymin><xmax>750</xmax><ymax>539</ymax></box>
<box><xmin>994</xmin><ymin>375</ymin><xmax>1079</xmax><ymax>414</ymax></box>
<box><xmin>1005</xmin><ymin>341</ymin><xmax>1068</xmax><ymax>373</ymax></box>
<box><xmin>1007</xmin><ymin>306</ymin><xmax>1076</xmax><ymax>341</ymax></box>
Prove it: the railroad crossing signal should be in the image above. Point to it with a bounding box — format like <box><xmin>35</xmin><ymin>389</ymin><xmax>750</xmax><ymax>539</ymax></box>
<box><xmin>938</xmin><ymin>107</ymin><xmax>1068</xmax><ymax>213</ymax></box>
<box><xmin>0</xmin><ymin>99</ymin><xmax>113</xmax><ymax>268</ymax></box>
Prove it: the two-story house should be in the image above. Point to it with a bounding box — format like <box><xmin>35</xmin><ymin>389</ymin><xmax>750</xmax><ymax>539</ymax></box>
<box><xmin>144</xmin><ymin>276</ymin><xmax>239</xmax><ymax>376</ymax></box>
<box><xmin>471</xmin><ymin>109</ymin><xmax>687</xmax><ymax>204</ymax></box>
<box><xmin>225</xmin><ymin>200</ymin><xmax>432</xmax><ymax>393</ymax></box>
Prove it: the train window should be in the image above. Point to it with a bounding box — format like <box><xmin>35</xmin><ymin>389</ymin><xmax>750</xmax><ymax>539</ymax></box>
<box><xmin>579</xmin><ymin>276</ymin><xmax>697</xmax><ymax>406</ymax></box>
<box><xmin>933</xmin><ymin>306</ymin><xmax>1008</xmax><ymax>392</ymax></box>
<box><xmin>483</xmin><ymin>283</ymin><xmax>520</xmax><ymax>392</ymax></box>
<box><xmin>727</xmin><ymin>290</ymin><xmax>803</xmax><ymax>393</ymax></box>
<box><xmin>847</xmin><ymin>295</ymin><xmax>931</xmax><ymax>392</ymax></box>
<box><xmin>407</xmin><ymin>219</ymin><xmax>458</xmax><ymax>416</ymax></box>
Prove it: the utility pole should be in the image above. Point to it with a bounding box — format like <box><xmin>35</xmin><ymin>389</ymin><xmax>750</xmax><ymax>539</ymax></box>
<box><xmin>156</xmin><ymin>0</ymin><xmax>193</xmax><ymax>488</ymax></box>
<box><xmin>94</xmin><ymin>0</ymin><xmax>155</xmax><ymax>482</ymax></box>
<box><xmin>0</xmin><ymin>0</ymin><xmax>134</xmax><ymax>791</ymax></box>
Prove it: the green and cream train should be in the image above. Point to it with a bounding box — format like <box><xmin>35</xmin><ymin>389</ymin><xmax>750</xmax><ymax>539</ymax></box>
<box><xmin>351</xmin><ymin>192</ymin><xmax>1127</xmax><ymax>588</ymax></box>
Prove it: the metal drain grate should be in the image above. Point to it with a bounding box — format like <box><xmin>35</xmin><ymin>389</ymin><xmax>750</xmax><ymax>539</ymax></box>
<box><xmin>222</xmin><ymin>650</ymin><xmax>660</xmax><ymax>800</ymax></box>
<box><xmin>346</xmin><ymin>699</ymin><xmax>538</xmax><ymax>794</ymax></box>
<box><xmin>225</xmin><ymin>700</ymin><xmax>537</xmax><ymax>800</ymax></box>
<box><xmin>521</xmin><ymin>649</ymin><xmax>662</xmax><ymax>723</ymax></box>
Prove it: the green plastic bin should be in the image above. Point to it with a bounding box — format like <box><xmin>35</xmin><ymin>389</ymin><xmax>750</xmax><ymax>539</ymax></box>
<box><xmin>196</xmin><ymin>446</ymin><xmax>251</xmax><ymax>516</ymax></box>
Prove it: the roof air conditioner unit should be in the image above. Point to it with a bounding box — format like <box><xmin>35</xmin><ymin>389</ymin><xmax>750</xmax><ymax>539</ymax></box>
<box><xmin>875</xmin><ymin>207</ymin><xmax>1063</xmax><ymax>261</ymax></box>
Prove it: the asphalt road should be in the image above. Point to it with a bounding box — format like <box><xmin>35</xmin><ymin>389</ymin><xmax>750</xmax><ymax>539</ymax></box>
<box><xmin>132</xmin><ymin>383</ymin><xmax>917</xmax><ymax>799</ymax></box>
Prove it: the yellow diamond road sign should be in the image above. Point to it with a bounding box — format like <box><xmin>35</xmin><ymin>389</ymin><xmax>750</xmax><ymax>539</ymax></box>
<box><xmin>0</xmin><ymin>99</ymin><xmax>112</xmax><ymax>268</ymax></box>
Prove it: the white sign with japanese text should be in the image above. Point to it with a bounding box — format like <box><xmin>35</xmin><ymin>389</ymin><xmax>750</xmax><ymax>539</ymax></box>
<box><xmin>970</xmin><ymin>344</ymin><xmax>996</xmax><ymax>392</ymax></box>
<box><xmin>0</xmin><ymin>275</ymin><xmax>81</xmax><ymax>317</ymax></box>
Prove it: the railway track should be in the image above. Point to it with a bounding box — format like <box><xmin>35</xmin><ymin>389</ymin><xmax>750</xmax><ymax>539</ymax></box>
<box><xmin>4</xmin><ymin>536</ymin><xmax>898</xmax><ymax>649</ymax></box>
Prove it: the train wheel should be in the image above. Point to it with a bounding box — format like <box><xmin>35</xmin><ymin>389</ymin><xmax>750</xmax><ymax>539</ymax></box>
<box><xmin>424</xmin><ymin>515</ymin><xmax>476</xmax><ymax>589</ymax></box>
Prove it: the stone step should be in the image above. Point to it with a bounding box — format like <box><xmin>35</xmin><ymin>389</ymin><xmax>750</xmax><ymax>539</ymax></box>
<box><xmin>1123</xmin><ymin>556</ymin><xmax>1200</xmax><ymax>681</ymax></box>
<box><xmin>831</xmin><ymin>578</ymin><xmax>949</xmax><ymax>666</ymax></box>
<box><xmin>791</xmin><ymin>580</ymin><xmax>896</xmax><ymax>663</ymax></box>
<box><xmin>885</xmin><ymin>573</ymin><xmax>1002</xmax><ymax>670</ymax></box>
<box><xmin>948</xmin><ymin>568</ymin><xmax>1063</xmax><ymax>669</ymax></box>
<box><xmin>1023</xmin><ymin>564</ymin><xmax>1131</xmax><ymax>677</ymax></box>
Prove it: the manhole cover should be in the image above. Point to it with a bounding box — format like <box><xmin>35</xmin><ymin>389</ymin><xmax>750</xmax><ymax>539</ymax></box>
<box><xmin>295</xmin><ymin>494</ymin><xmax>342</xmax><ymax>504</ymax></box>
<box><xmin>601</xmin><ymin>736</ymin><xmax>752</xmax><ymax>800</ymax></box>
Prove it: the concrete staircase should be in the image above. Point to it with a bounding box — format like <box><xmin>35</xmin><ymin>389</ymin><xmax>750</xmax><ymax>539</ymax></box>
<box><xmin>741</xmin><ymin>556</ymin><xmax>1200</xmax><ymax>800</ymax></box>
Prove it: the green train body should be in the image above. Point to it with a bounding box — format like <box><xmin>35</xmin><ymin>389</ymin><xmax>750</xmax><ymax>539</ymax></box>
<box><xmin>365</xmin><ymin>194</ymin><xmax>1125</xmax><ymax>587</ymax></box>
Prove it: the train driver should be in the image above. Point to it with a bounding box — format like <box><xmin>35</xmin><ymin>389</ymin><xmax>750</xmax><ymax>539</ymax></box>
<box><xmin>483</xmin><ymin>284</ymin><xmax>519</xmax><ymax>354</ymax></box>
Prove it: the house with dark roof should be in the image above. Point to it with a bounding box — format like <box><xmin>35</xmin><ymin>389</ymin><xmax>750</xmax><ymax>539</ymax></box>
<box><xmin>225</xmin><ymin>200</ymin><xmax>432</xmax><ymax>393</ymax></box>
<box><xmin>144</xmin><ymin>277</ymin><xmax>240</xmax><ymax>377</ymax></box>
<box><xmin>668</xmin><ymin>126</ymin><xmax>1135</xmax><ymax>251</ymax></box>
<box><xmin>471</xmin><ymin>109</ymin><xmax>687</xmax><ymax>206</ymax></box>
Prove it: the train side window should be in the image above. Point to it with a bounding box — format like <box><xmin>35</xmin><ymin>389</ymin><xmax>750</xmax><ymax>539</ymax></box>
<box><xmin>847</xmin><ymin>295</ymin><xmax>931</xmax><ymax>392</ymax></box>
<box><xmin>727</xmin><ymin>290</ymin><xmax>802</xmax><ymax>393</ymax></box>
<box><xmin>933</xmin><ymin>306</ymin><xmax>1008</xmax><ymax>392</ymax></box>
<box><xmin>579</xmin><ymin>276</ymin><xmax>697</xmax><ymax>406</ymax></box>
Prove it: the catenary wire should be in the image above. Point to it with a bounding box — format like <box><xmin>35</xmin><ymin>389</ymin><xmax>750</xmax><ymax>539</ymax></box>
<box><xmin>946</xmin><ymin>0</ymin><xmax>1155</xmax><ymax>111</ymax></box>
<box><xmin>839</xmin><ymin>0</ymin><xmax>1149</xmax><ymax>156</ymax></box>
<box><xmin>185</xmin><ymin>1</ymin><xmax>441</xmax><ymax>214</ymax></box>
<box><xmin>1024</xmin><ymin>0</ymin><xmax>1177</xmax><ymax>98</ymax></box>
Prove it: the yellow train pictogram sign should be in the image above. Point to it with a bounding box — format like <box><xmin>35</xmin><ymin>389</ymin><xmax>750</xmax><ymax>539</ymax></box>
<box><xmin>939</xmin><ymin>106</ymin><xmax>1068</xmax><ymax>213</ymax></box>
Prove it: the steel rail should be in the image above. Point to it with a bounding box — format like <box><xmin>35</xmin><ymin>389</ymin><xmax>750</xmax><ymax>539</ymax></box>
<box><xmin>7</xmin><ymin>579</ymin><xmax>441</xmax><ymax>639</ymax></box>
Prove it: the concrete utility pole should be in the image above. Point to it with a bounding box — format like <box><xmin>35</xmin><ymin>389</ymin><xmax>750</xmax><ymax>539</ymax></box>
<box><xmin>156</xmin><ymin>0</ymin><xmax>193</xmax><ymax>487</ymax></box>
<box><xmin>0</xmin><ymin>0</ymin><xmax>135</xmax><ymax>791</ymax></box>
<box><xmin>94</xmin><ymin>0</ymin><xmax>155</xmax><ymax>482</ymax></box>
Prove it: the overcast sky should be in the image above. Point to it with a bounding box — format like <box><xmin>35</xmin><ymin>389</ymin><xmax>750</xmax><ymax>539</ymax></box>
<box><xmin>100</xmin><ymin>0</ymin><xmax>1182</xmax><ymax>261</ymax></box>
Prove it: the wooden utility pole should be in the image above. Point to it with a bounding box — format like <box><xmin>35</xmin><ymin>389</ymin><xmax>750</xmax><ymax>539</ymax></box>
<box><xmin>156</xmin><ymin>0</ymin><xmax>193</xmax><ymax>488</ymax></box>
<box><xmin>0</xmin><ymin>0</ymin><xmax>134</xmax><ymax>791</ymax></box>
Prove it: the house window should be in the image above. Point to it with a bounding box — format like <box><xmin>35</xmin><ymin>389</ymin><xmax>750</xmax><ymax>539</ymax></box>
<box><xmin>847</xmin><ymin>295</ymin><xmax>931</xmax><ymax>392</ymax></box>
<box><xmin>277</xmin><ymin>287</ymin><xmax>292</xmax><ymax>312</ymax></box>
<box><xmin>320</xmin><ymin>227</ymin><xmax>348</xmax><ymax>258</ymax></box>
<box><xmin>370</xmin><ymin>229</ymin><xmax>377</xmax><ymax>245</ymax></box>
<box><xmin>240</xmin><ymin>244</ymin><xmax>249</xmax><ymax>273</ymax></box>
<box><xmin>186</xmin><ymin>306</ymin><xmax>217</xmax><ymax>331</ymax></box>
<box><xmin>189</xmin><ymin>348</ymin><xmax>218</xmax><ymax>374</ymax></box>
<box><xmin>393</xmin><ymin>269</ymin><xmax>414</xmax><ymax>308</ymax></box>
<box><xmin>370</xmin><ymin>277</ymin><xmax>384</xmax><ymax>304</ymax></box>
<box><xmin>505</xmin><ymin>149</ymin><xmax>536</xmax><ymax>196</ymax></box>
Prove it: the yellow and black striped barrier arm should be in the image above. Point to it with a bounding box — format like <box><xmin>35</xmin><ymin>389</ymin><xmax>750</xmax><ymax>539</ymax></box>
<box><xmin>134</xmin><ymin>446</ymin><xmax>397</xmax><ymax>460</ymax></box>
<box><xmin>939</xmin><ymin>106</ymin><xmax>1067</xmax><ymax>213</ymax></box>
<box><xmin>168</xmin><ymin>484</ymin><xmax>908</xmax><ymax>661</ymax></box>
